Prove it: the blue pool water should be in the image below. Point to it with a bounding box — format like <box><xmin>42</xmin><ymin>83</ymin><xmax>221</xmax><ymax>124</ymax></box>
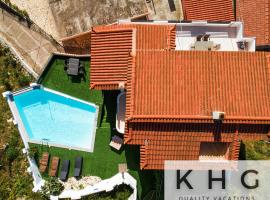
<box><xmin>13</xmin><ymin>88</ymin><xmax>98</xmax><ymax>151</ymax></box>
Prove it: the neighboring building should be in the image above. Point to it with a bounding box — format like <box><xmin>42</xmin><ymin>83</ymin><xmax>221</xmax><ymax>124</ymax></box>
<box><xmin>89</xmin><ymin>21</ymin><xmax>270</xmax><ymax>170</ymax></box>
<box><xmin>180</xmin><ymin>0</ymin><xmax>270</xmax><ymax>49</ymax></box>
<box><xmin>236</xmin><ymin>0</ymin><xmax>270</xmax><ymax>49</ymax></box>
<box><xmin>181</xmin><ymin>0</ymin><xmax>235</xmax><ymax>22</ymax></box>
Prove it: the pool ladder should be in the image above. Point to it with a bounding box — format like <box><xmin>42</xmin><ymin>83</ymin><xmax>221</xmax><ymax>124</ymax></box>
<box><xmin>41</xmin><ymin>138</ymin><xmax>49</xmax><ymax>152</ymax></box>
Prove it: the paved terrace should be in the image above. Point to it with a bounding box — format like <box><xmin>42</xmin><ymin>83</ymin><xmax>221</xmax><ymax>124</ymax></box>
<box><xmin>49</xmin><ymin>0</ymin><xmax>148</xmax><ymax>37</ymax></box>
<box><xmin>146</xmin><ymin>0</ymin><xmax>183</xmax><ymax>20</ymax></box>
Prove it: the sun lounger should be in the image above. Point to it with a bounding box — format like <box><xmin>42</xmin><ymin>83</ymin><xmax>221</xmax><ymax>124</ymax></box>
<box><xmin>60</xmin><ymin>160</ymin><xmax>70</xmax><ymax>181</ymax></box>
<box><xmin>74</xmin><ymin>157</ymin><xmax>83</xmax><ymax>177</ymax></box>
<box><xmin>49</xmin><ymin>157</ymin><xmax>60</xmax><ymax>177</ymax></box>
<box><xmin>39</xmin><ymin>152</ymin><xmax>49</xmax><ymax>173</ymax></box>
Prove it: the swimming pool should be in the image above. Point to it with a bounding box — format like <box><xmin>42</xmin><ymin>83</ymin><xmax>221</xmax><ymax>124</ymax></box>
<box><xmin>11</xmin><ymin>87</ymin><xmax>98</xmax><ymax>152</ymax></box>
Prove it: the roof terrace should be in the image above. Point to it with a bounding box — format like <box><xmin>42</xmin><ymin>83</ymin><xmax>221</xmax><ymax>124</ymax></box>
<box><xmin>175</xmin><ymin>21</ymin><xmax>255</xmax><ymax>51</ymax></box>
<box><xmin>118</xmin><ymin>20</ymin><xmax>256</xmax><ymax>52</ymax></box>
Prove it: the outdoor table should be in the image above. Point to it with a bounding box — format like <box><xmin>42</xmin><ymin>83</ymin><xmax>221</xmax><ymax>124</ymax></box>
<box><xmin>66</xmin><ymin>58</ymin><xmax>80</xmax><ymax>76</ymax></box>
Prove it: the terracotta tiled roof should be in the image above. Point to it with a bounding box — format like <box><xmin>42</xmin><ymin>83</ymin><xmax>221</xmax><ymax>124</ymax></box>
<box><xmin>236</xmin><ymin>0</ymin><xmax>270</xmax><ymax>46</ymax></box>
<box><xmin>181</xmin><ymin>0</ymin><xmax>235</xmax><ymax>22</ymax></box>
<box><xmin>90</xmin><ymin>28</ymin><xmax>134</xmax><ymax>90</ymax></box>
<box><xmin>90</xmin><ymin>24</ymin><xmax>176</xmax><ymax>90</ymax></box>
<box><xmin>126</xmin><ymin>51</ymin><xmax>270</xmax><ymax>124</ymax></box>
<box><xmin>93</xmin><ymin>24</ymin><xmax>176</xmax><ymax>50</ymax></box>
<box><xmin>125</xmin><ymin>123</ymin><xmax>269</xmax><ymax>145</ymax></box>
<box><xmin>61</xmin><ymin>31</ymin><xmax>91</xmax><ymax>55</ymax></box>
<box><xmin>124</xmin><ymin>123</ymin><xmax>268</xmax><ymax>169</ymax></box>
<box><xmin>89</xmin><ymin>23</ymin><xmax>270</xmax><ymax>170</ymax></box>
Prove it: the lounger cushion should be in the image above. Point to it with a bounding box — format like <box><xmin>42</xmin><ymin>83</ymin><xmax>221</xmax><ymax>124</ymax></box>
<box><xmin>60</xmin><ymin>160</ymin><xmax>70</xmax><ymax>181</ymax></box>
<box><xmin>74</xmin><ymin>157</ymin><xmax>83</xmax><ymax>177</ymax></box>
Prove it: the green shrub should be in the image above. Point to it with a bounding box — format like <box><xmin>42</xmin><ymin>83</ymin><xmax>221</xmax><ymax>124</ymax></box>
<box><xmin>28</xmin><ymin>146</ymin><xmax>39</xmax><ymax>160</ymax></box>
<box><xmin>2</xmin><ymin>79</ymin><xmax>12</xmax><ymax>90</ymax></box>
<box><xmin>21</xmin><ymin>10</ymin><xmax>29</xmax><ymax>18</ymax></box>
<box><xmin>3</xmin><ymin>0</ymin><xmax>30</xmax><ymax>19</ymax></box>
<box><xmin>243</xmin><ymin>141</ymin><xmax>270</xmax><ymax>160</ymax></box>
<box><xmin>40</xmin><ymin>177</ymin><xmax>64</xmax><ymax>199</ymax></box>
<box><xmin>3</xmin><ymin>0</ymin><xmax>11</xmax><ymax>5</ymax></box>
<box><xmin>0</xmin><ymin>42</ymin><xmax>37</xmax><ymax>199</ymax></box>
<box><xmin>11</xmin><ymin>176</ymin><xmax>32</xmax><ymax>197</ymax></box>
<box><xmin>18</xmin><ymin>75</ymin><xmax>31</xmax><ymax>87</ymax></box>
<box><xmin>5</xmin><ymin>146</ymin><xmax>19</xmax><ymax>163</ymax></box>
<box><xmin>8</xmin><ymin>134</ymin><xmax>19</xmax><ymax>146</ymax></box>
<box><xmin>3</xmin><ymin>55</ymin><xmax>17</xmax><ymax>67</ymax></box>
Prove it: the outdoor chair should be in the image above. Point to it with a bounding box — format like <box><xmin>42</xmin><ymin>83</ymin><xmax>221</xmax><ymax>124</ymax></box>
<box><xmin>78</xmin><ymin>67</ymin><xmax>85</xmax><ymax>75</ymax></box>
<box><xmin>196</xmin><ymin>34</ymin><xmax>203</xmax><ymax>41</ymax></box>
<box><xmin>60</xmin><ymin>160</ymin><xmax>70</xmax><ymax>181</ymax></box>
<box><xmin>74</xmin><ymin>157</ymin><xmax>83</xmax><ymax>177</ymax></box>
<box><xmin>109</xmin><ymin>135</ymin><xmax>124</xmax><ymax>151</ymax></box>
<box><xmin>39</xmin><ymin>152</ymin><xmax>49</xmax><ymax>173</ymax></box>
<box><xmin>203</xmin><ymin>34</ymin><xmax>210</xmax><ymax>41</ymax></box>
<box><xmin>49</xmin><ymin>157</ymin><xmax>60</xmax><ymax>177</ymax></box>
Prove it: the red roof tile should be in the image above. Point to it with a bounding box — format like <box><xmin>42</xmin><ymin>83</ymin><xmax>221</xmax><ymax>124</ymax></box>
<box><xmin>182</xmin><ymin>0</ymin><xmax>235</xmax><ymax>22</ymax></box>
<box><xmin>90</xmin><ymin>24</ymin><xmax>176</xmax><ymax>90</ymax></box>
<box><xmin>89</xmin><ymin>23</ymin><xmax>270</xmax><ymax>170</ymax></box>
<box><xmin>236</xmin><ymin>0</ymin><xmax>270</xmax><ymax>46</ymax></box>
<box><xmin>93</xmin><ymin>24</ymin><xmax>176</xmax><ymax>50</ymax></box>
<box><xmin>90</xmin><ymin>28</ymin><xmax>134</xmax><ymax>90</ymax></box>
<box><xmin>125</xmin><ymin>123</ymin><xmax>268</xmax><ymax>145</ymax></box>
<box><xmin>61</xmin><ymin>31</ymin><xmax>91</xmax><ymax>55</ymax></box>
<box><xmin>127</xmin><ymin>51</ymin><xmax>270</xmax><ymax>124</ymax></box>
<box><xmin>124</xmin><ymin>123</ymin><xmax>268</xmax><ymax>169</ymax></box>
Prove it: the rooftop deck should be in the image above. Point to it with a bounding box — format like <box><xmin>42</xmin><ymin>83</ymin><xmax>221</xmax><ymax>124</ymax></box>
<box><xmin>118</xmin><ymin>20</ymin><xmax>256</xmax><ymax>51</ymax></box>
<box><xmin>175</xmin><ymin>22</ymin><xmax>255</xmax><ymax>51</ymax></box>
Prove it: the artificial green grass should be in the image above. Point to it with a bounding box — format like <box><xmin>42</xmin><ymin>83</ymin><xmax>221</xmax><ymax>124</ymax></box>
<box><xmin>30</xmin><ymin>129</ymin><xmax>137</xmax><ymax>179</ymax></box>
<box><xmin>36</xmin><ymin>57</ymin><xmax>154</xmax><ymax>199</ymax></box>
<box><xmin>40</xmin><ymin>58</ymin><xmax>102</xmax><ymax>105</ymax></box>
